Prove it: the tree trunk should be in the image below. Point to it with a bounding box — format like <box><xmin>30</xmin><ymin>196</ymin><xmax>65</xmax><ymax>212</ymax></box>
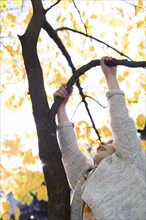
<box><xmin>19</xmin><ymin>0</ymin><xmax>70</xmax><ymax>219</ymax></box>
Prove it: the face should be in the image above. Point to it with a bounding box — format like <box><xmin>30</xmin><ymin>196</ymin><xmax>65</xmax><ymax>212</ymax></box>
<box><xmin>93</xmin><ymin>140</ymin><xmax>116</xmax><ymax>165</ymax></box>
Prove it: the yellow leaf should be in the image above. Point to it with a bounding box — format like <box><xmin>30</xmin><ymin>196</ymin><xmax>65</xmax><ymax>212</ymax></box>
<box><xmin>118</xmin><ymin>75</ymin><xmax>125</xmax><ymax>83</ymax></box>
<box><xmin>7</xmin><ymin>13</ymin><xmax>16</xmax><ymax>22</ymax></box>
<box><xmin>98</xmin><ymin>126</ymin><xmax>112</xmax><ymax>138</ymax></box>
<box><xmin>136</xmin><ymin>114</ymin><xmax>145</xmax><ymax>129</ymax></box>
<box><xmin>134</xmin><ymin>90</ymin><xmax>141</xmax><ymax>102</ymax></box>
<box><xmin>138</xmin><ymin>40</ymin><xmax>144</xmax><ymax>55</ymax></box>
<box><xmin>56</xmin><ymin>15</ymin><xmax>61</xmax><ymax>22</ymax></box>
<box><xmin>24</xmin><ymin>9</ymin><xmax>32</xmax><ymax>25</ymax></box>
<box><xmin>2</xmin><ymin>213</ymin><xmax>11</xmax><ymax>220</ymax></box>
<box><xmin>61</xmin><ymin>17</ymin><xmax>66</xmax><ymax>24</ymax></box>
<box><xmin>14</xmin><ymin>206</ymin><xmax>20</xmax><ymax>220</ymax></box>
<box><xmin>102</xmin><ymin>126</ymin><xmax>112</xmax><ymax>138</ymax></box>
<box><xmin>79</xmin><ymin>73</ymin><xmax>87</xmax><ymax>84</ymax></box>
<box><xmin>5</xmin><ymin>45</ymin><xmax>14</xmax><ymax>54</ymax></box>
<box><xmin>0</xmin><ymin>0</ymin><xmax>9</xmax><ymax>11</ymax></box>
<box><xmin>110</xmin><ymin>18</ymin><xmax>123</xmax><ymax>27</ymax></box>
<box><xmin>127</xmin><ymin>25</ymin><xmax>133</xmax><ymax>31</ymax></box>
<box><xmin>140</xmin><ymin>82</ymin><xmax>146</xmax><ymax>91</ymax></box>
<box><xmin>90</xmin><ymin>14</ymin><xmax>97</xmax><ymax>19</ymax></box>
<box><xmin>122</xmin><ymin>33</ymin><xmax>129</xmax><ymax>54</ymax></box>
<box><xmin>25</xmin><ymin>193</ymin><xmax>33</xmax><ymax>206</ymax></box>
<box><xmin>37</xmin><ymin>185</ymin><xmax>48</xmax><ymax>201</ymax></box>
<box><xmin>23</xmin><ymin>150</ymin><xmax>37</xmax><ymax>165</ymax></box>
<box><xmin>14</xmin><ymin>0</ymin><xmax>22</xmax><ymax>8</ymax></box>
<box><xmin>137</xmin><ymin>20</ymin><xmax>145</xmax><ymax>28</ymax></box>
<box><xmin>67</xmin><ymin>40</ymin><xmax>74</xmax><ymax>48</ymax></box>
<box><xmin>123</xmin><ymin>70</ymin><xmax>129</xmax><ymax>77</ymax></box>
<box><xmin>89</xmin><ymin>46</ymin><xmax>94</xmax><ymax>52</ymax></box>
<box><xmin>82</xmin><ymin>11</ymin><xmax>85</xmax><ymax>17</ymax></box>
<box><xmin>3</xmin><ymin>136</ymin><xmax>22</xmax><ymax>154</ymax></box>
<box><xmin>1</xmin><ymin>200</ymin><xmax>11</xmax><ymax>214</ymax></box>
<box><xmin>136</xmin><ymin>0</ymin><xmax>143</xmax><ymax>15</ymax></box>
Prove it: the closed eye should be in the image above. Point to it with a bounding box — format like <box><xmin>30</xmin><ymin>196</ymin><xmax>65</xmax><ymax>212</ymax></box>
<box><xmin>107</xmin><ymin>140</ymin><xmax>113</xmax><ymax>144</ymax></box>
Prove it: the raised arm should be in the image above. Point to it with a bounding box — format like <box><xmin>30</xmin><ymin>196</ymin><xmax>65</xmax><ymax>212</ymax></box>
<box><xmin>100</xmin><ymin>57</ymin><xmax>145</xmax><ymax>171</ymax></box>
<box><xmin>54</xmin><ymin>85</ymin><xmax>93</xmax><ymax>189</ymax></box>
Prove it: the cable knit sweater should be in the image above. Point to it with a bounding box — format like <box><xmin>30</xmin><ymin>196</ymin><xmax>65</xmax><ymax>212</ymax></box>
<box><xmin>57</xmin><ymin>90</ymin><xmax>146</xmax><ymax>220</ymax></box>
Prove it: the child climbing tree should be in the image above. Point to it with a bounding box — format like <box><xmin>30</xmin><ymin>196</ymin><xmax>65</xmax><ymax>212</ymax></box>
<box><xmin>1</xmin><ymin>0</ymin><xmax>146</xmax><ymax>219</ymax></box>
<box><xmin>18</xmin><ymin>0</ymin><xmax>146</xmax><ymax>219</ymax></box>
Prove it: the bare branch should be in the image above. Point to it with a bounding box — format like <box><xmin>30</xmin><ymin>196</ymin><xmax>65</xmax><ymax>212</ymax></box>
<box><xmin>70</xmin><ymin>100</ymin><xmax>82</xmax><ymax>120</ymax></box>
<box><xmin>72</xmin><ymin>0</ymin><xmax>88</xmax><ymax>35</ymax></box>
<box><xmin>85</xmin><ymin>95</ymin><xmax>107</xmax><ymax>108</ymax></box>
<box><xmin>43</xmin><ymin>20</ymin><xmax>101</xmax><ymax>139</ymax></box>
<box><xmin>121</xmin><ymin>0</ymin><xmax>145</xmax><ymax>11</ymax></box>
<box><xmin>45</xmin><ymin>0</ymin><xmax>61</xmax><ymax>13</ymax></box>
<box><xmin>55</xmin><ymin>27</ymin><xmax>133</xmax><ymax>61</ymax></box>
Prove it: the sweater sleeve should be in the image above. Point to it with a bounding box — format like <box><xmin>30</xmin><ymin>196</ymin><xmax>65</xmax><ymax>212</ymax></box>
<box><xmin>57</xmin><ymin>122</ymin><xmax>93</xmax><ymax>189</ymax></box>
<box><xmin>106</xmin><ymin>89</ymin><xmax>145</xmax><ymax>171</ymax></box>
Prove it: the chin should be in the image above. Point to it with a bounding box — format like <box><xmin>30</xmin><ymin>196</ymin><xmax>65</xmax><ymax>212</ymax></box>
<box><xmin>93</xmin><ymin>154</ymin><xmax>106</xmax><ymax>165</ymax></box>
<box><xmin>94</xmin><ymin>151</ymin><xmax>113</xmax><ymax>164</ymax></box>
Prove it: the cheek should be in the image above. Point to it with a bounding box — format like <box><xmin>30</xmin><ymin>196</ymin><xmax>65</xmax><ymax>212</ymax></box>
<box><xmin>108</xmin><ymin>146</ymin><xmax>116</xmax><ymax>154</ymax></box>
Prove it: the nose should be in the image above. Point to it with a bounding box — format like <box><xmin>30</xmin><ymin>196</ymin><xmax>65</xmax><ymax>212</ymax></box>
<box><xmin>99</xmin><ymin>141</ymin><xmax>106</xmax><ymax>147</ymax></box>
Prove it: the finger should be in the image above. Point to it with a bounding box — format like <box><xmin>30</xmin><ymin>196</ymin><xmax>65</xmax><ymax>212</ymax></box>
<box><xmin>60</xmin><ymin>83</ymin><xmax>67</xmax><ymax>89</ymax></box>
<box><xmin>105</xmin><ymin>56</ymin><xmax>110</xmax><ymax>60</ymax></box>
<box><xmin>58</xmin><ymin>89</ymin><xmax>67</xmax><ymax>98</ymax></box>
<box><xmin>60</xmin><ymin>85</ymin><xmax>68</xmax><ymax>96</ymax></box>
<box><xmin>54</xmin><ymin>89</ymin><xmax>66</xmax><ymax>98</ymax></box>
<box><xmin>100</xmin><ymin>56</ymin><xmax>107</xmax><ymax>65</ymax></box>
<box><xmin>101</xmin><ymin>56</ymin><xmax>107</xmax><ymax>60</ymax></box>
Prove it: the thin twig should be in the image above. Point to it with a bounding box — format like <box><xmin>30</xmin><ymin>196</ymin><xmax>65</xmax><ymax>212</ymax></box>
<box><xmin>85</xmin><ymin>95</ymin><xmax>107</xmax><ymax>108</ymax></box>
<box><xmin>121</xmin><ymin>0</ymin><xmax>145</xmax><ymax>11</ymax></box>
<box><xmin>72</xmin><ymin>0</ymin><xmax>87</xmax><ymax>35</ymax></box>
<box><xmin>70</xmin><ymin>100</ymin><xmax>82</xmax><ymax>120</ymax></box>
<box><xmin>55</xmin><ymin>27</ymin><xmax>133</xmax><ymax>61</ymax></box>
<box><xmin>45</xmin><ymin>0</ymin><xmax>61</xmax><ymax>13</ymax></box>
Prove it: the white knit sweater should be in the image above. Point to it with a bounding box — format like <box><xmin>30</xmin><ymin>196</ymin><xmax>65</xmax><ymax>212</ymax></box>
<box><xmin>57</xmin><ymin>90</ymin><xmax>146</xmax><ymax>220</ymax></box>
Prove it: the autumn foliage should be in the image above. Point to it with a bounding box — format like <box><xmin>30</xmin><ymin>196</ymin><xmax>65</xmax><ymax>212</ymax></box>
<box><xmin>1</xmin><ymin>0</ymin><xmax>146</xmax><ymax>219</ymax></box>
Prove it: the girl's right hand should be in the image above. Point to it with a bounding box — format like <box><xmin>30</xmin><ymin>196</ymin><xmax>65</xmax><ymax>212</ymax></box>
<box><xmin>53</xmin><ymin>84</ymin><xmax>73</xmax><ymax>106</ymax></box>
<box><xmin>100</xmin><ymin>56</ymin><xmax>117</xmax><ymax>79</ymax></box>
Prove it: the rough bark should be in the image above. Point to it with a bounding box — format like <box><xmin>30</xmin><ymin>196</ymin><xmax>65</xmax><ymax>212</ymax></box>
<box><xmin>19</xmin><ymin>1</ymin><xmax>70</xmax><ymax>220</ymax></box>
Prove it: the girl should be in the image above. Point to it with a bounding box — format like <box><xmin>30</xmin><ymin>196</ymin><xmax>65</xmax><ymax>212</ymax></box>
<box><xmin>54</xmin><ymin>56</ymin><xmax>145</xmax><ymax>220</ymax></box>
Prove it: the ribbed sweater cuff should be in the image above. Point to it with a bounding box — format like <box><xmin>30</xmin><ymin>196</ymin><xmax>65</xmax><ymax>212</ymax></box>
<box><xmin>57</xmin><ymin>121</ymin><xmax>74</xmax><ymax>129</ymax></box>
<box><xmin>106</xmin><ymin>89</ymin><xmax>125</xmax><ymax>100</ymax></box>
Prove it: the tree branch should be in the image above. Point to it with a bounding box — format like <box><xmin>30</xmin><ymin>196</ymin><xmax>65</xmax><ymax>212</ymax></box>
<box><xmin>19</xmin><ymin>0</ymin><xmax>47</xmax><ymax>123</ymax></box>
<box><xmin>43</xmin><ymin>19</ymin><xmax>101</xmax><ymax>139</ymax></box>
<box><xmin>85</xmin><ymin>95</ymin><xmax>106</xmax><ymax>108</ymax></box>
<box><xmin>70</xmin><ymin>100</ymin><xmax>82</xmax><ymax>120</ymax></box>
<box><xmin>72</xmin><ymin>0</ymin><xmax>88</xmax><ymax>35</ymax></box>
<box><xmin>43</xmin><ymin>21</ymin><xmax>76</xmax><ymax>72</ymax></box>
<box><xmin>51</xmin><ymin>58</ymin><xmax>146</xmax><ymax>115</ymax></box>
<box><xmin>122</xmin><ymin>0</ymin><xmax>144</xmax><ymax>11</ymax></box>
<box><xmin>45</xmin><ymin>0</ymin><xmax>61</xmax><ymax>13</ymax></box>
<box><xmin>55</xmin><ymin>27</ymin><xmax>133</xmax><ymax>61</ymax></box>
